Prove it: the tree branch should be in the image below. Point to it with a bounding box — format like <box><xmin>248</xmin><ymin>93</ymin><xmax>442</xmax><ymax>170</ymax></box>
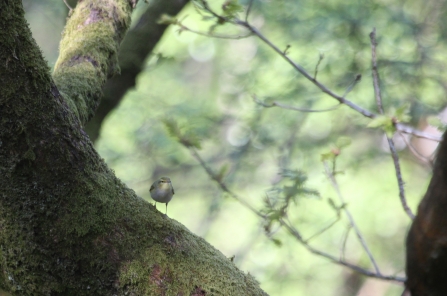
<box><xmin>369</xmin><ymin>28</ymin><xmax>384</xmax><ymax>114</ymax></box>
<box><xmin>253</xmin><ymin>95</ymin><xmax>341</xmax><ymax>113</ymax></box>
<box><xmin>189</xmin><ymin>148</ymin><xmax>266</xmax><ymax>219</ymax></box>
<box><xmin>369</xmin><ymin>28</ymin><xmax>414</xmax><ymax>220</ymax></box>
<box><xmin>53</xmin><ymin>0</ymin><xmax>133</xmax><ymax>125</ymax></box>
<box><xmin>85</xmin><ymin>0</ymin><xmax>190</xmax><ymax>141</ymax></box>
<box><xmin>324</xmin><ymin>162</ymin><xmax>381</xmax><ymax>274</ymax></box>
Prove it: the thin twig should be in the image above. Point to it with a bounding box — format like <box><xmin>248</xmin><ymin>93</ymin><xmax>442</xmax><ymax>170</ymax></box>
<box><xmin>398</xmin><ymin>131</ymin><xmax>433</xmax><ymax>166</ymax></box>
<box><xmin>313</xmin><ymin>53</ymin><xmax>324</xmax><ymax>80</ymax></box>
<box><xmin>177</xmin><ymin>24</ymin><xmax>252</xmax><ymax>39</ymax></box>
<box><xmin>200</xmin><ymin>0</ymin><xmax>227</xmax><ymax>21</ymax></box>
<box><xmin>369</xmin><ymin>28</ymin><xmax>384</xmax><ymax>114</ymax></box>
<box><xmin>369</xmin><ymin>28</ymin><xmax>415</xmax><ymax>220</ymax></box>
<box><xmin>340</xmin><ymin>224</ymin><xmax>352</xmax><ymax>261</ymax></box>
<box><xmin>253</xmin><ymin>95</ymin><xmax>341</xmax><ymax>113</ymax></box>
<box><xmin>189</xmin><ymin>147</ymin><xmax>266</xmax><ymax>218</ymax></box>
<box><xmin>63</xmin><ymin>0</ymin><xmax>73</xmax><ymax>12</ymax></box>
<box><xmin>396</xmin><ymin>123</ymin><xmax>441</xmax><ymax>142</ymax></box>
<box><xmin>305</xmin><ymin>217</ymin><xmax>340</xmax><ymax>243</ymax></box>
<box><xmin>387</xmin><ymin>137</ymin><xmax>415</xmax><ymax>219</ymax></box>
<box><xmin>323</xmin><ymin>162</ymin><xmax>382</xmax><ymax>275</ymax></box>
<box><xmin>342</xmin><ymin>74</ymin><xmax>362</xmax><ymax>98</ymax></box>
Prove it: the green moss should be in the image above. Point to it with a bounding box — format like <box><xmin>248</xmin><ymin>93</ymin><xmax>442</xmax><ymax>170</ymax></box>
<box><xmin>53</xmin><ymin>0</ymin><xmax>132</xmax><ymax>125</ymax></box>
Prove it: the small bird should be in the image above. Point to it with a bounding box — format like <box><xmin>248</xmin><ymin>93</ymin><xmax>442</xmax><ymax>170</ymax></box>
<box><xmin>149</xmin><ymin>177</ymin><xmax>174</xmax><ymax>215</ymax></box>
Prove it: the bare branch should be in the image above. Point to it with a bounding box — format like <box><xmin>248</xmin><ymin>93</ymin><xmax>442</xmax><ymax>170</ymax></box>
<box><xmin>253</xmin><ymin>95</ymin><xmax>341</xmax><ymax>113</ymax></box>
<box><xmin>397</xmin><ymin>132</ymin><xmax>433</xmax><ymax>166</ymax></box>
<box><xmin>189</xmin><ymin>148</ymin><xmax>266</xmax><ymax>219</ymax></box>
<box><xmin>396</xmin><ymin>123</ymin><xmax>441</xmax><ymax>142</ymax></box>
<box><xmin>305</xmin><ymin>217</ymin><xmax>340</xmax><ymax>243</ymax></box>
<box><xmin>369</xmin><ymin>28</ymin><xmax>415</xmax><ymax>220</ymax></box>
<box><xmin>369</xmin><ymin>28</ymin><xmax>384</xmax><ymax>114</ymax></box>
<box><xmin>177</xmin><ymin>23</ymin><xmax>252</xmax><ymax>39</ymax></box>
<box><xmin>387</xmin><ymin>137</ymin><xmax>415</xmax><ymax>219</ymax></box>
<box><xmin>323</xmin><ymin>162</ymin><xmax>382</xmax><ymax>275</ymax></box>
<box><xmin>340</xmin><ymin>224</ymin><xmax>352</xmax><ymax>261</ymax></box>
<box><xmin>313</xmin><ymin>53</ymin><xmax>324</xmax><ymax>80</ymax></box>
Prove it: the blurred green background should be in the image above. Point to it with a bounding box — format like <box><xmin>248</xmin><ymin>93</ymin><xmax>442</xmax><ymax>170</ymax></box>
<box><xmin>23</xmin><ymin>0</ymin><xmax>447</xmax><ymax>295</ymax></box>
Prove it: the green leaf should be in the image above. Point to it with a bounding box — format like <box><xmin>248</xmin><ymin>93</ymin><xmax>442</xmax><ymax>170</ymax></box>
<box><xmin>222</xmin><ymin>0</ymin><xmax>244</xmax><ymax>18</ymax></box>
<box><xmin>321</xmin><ymin>151</ymin><xmax>336</xmax><ymax>161</ymax></box>
<box><xmin>301</xmin><ymin>188</ymin><xmax>321</xmax><ymax>198</ymax></box>
<box><xmin>383</xmin><ymin>124</ymin><xmax>396</xmax><ymax>138</ymax></box>
<box><xmin>271</xmin><ymin>238</ymin><xmax>283</xmax><ymax>247</ymax></box>
<box><xmin>394</xmin><ymin>103</ymin><xmax>411</xmax><ymax>123</ymax></box>
<box><xmin>327</xmin><ymin>198</ymin><xmax>337</xmax><ymax>210</ymax></box>
<box><xmin>283</xmin><ymin>185</ymin><xmax>299</xmax><ymax>199</ymax></box>
<box><xmin>163</xmin><ymin>118</ymin><xmax>181</xmax><ymax>139</ymax></box>
<box><xmin>367</xmin><ymin>115</ymin><xmax>391</xmax><ymax>128</ymax></box>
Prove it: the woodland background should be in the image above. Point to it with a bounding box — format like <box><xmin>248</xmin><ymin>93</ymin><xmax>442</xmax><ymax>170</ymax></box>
<box><xmin>20</xmin><ymin>0</ymin><xmax>447</xmax><ymax>295</ymax></box>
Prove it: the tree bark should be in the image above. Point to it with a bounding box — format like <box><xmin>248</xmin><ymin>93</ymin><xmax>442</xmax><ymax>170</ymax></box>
<box><xmin>0</xmin><ymin>1</ymin><xmax>267</xmax><ymax>295</ymax></box>
<box><xmin>405</xmin><ymin>130</ymin><xmax>447</xmax><ymax>295</ymax></box>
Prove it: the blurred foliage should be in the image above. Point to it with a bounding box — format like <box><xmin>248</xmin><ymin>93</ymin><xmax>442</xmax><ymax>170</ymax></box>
<box><xmin>367</xmin><ymin>103</ymin><xmax>412</xmax><ymax>137</ymax></box>
<box><xmin>262</xmin><ymin>168</ymin><xmax>321</xmax><ymax>238</ymax></box>
<box><xmin>25</xmin><ymin>0</ymin><xmax>447</xmax><ymax>295</ymax></box>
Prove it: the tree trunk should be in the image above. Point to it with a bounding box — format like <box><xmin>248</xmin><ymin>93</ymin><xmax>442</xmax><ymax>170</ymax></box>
<box><xmin>0</xmin><ymin>1</ymin><xmax>267</xmax><ymax>295</ymax></box>
<box><xmin>405</xmin><ymin>130</ymin><xmax>447</xmax><ymax>295</ymax></box>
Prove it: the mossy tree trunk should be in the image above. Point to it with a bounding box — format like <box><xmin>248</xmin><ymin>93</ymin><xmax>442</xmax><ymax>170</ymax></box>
<box><xmin>0</xmin><ymin>0</ymin><xmax>267</xmax><ymax>295</ymax></box>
